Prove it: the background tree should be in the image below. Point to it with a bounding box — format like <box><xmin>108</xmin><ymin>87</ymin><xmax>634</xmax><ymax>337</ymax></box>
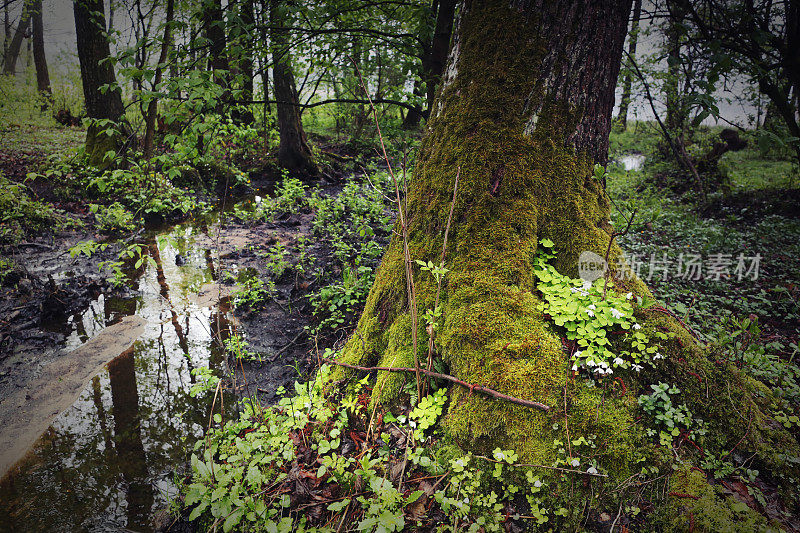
<box><xmin>269</xmin><ymin>0</ymin><xmax>318</xmax><ymax>177</ymax></box>
<box><xmin>678</xmin><ymin>0</ymin><xmax>800</xmax><ymax>164</ymax></box>
<box><xmin>402</xmin><ymin>0</ymin><xmax>457</xmax><ymax>128</ymax></box>
<box><xmin>2</xmin><ymin>3</ymin><xmax>30</xmax><ymax>75</ymax></box>
<box><xmin>141</xmin><ymin>0</ymin><xmax>174</xmax><ymax>157</ymax></box>
<box><xmin>74</xmin><ymin>0</ymin><xmax>128</xmax><ymax>166</ymax></box>
<box><xmin>616</xmin><ymin>0</ymin><xmax>642</xmax><ymax>130</ymax></box>
<box><xmin>31</xmin><ymin>0</ymin><xmax>50</xmax><ymax>99</ymax></box>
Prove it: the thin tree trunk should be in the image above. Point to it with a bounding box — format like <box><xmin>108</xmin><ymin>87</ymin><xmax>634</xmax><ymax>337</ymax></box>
<box><xmin>423</xmin><ymin>0</ymin><xmax>456</xmax><ymax>116</ymax></box>
<box><xmin>74</xmin><ymin>0</ymin><xmax>127</xmax><ymax>166</ymax></box>
<box><xmin>31</xmin><ymin>0</ymin><xmax>50</xmax><ymax>97</ymax></box>
<box><xmin>616</xmin><ymin>0</ymin><xmax>641</xmax><ymax>130</ymax></box>
<box><xmin>2</xmin><ymin>8</ymin><xmax>30</xmax><ymax>75</ymax></box>
<box><xmin>3</xmin><ymin>2</ymin><xmax>9</xmax><ymax>62</ymax></box>
<box><xmin>403</xmin><ymin>0</ymin><xmax>456</xmax><ymax>129</ymax></box>
<box><xmin>269</xmin><ymin>0</ymin><xmax>318</xmax><ymax>178</ymax></box>
<box><xmin>143</xmin><ymin>0</ymin><xmax>174</xmax><ymax>158</ymax></box>
<box><xmin>202</xmin><ymin>0</ymin><xmax>230</xmax><ymax>108</ymax></box>
<box><xmin>665</xmin><ymin>0</ymin><xmax>687</xmax><ymax>134</ymax></box>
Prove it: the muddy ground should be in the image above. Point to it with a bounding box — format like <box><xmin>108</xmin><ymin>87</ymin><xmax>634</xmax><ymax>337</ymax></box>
<box><xmin>0</xmin><ymin>164</ymin><xmax>373</xmax><ymax>487</ymax></box>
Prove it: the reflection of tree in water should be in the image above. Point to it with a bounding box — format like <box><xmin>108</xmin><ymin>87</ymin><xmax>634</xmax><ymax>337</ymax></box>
<box><xmin>108</xmin><ymin>346</ymin><xmax>154</xmax><ymax>530</ymax></box>
<box><xmin>91</xmin><ymin>375</ymin><xmax>114</xmax><ymax>453</ymax></box>
<box><xmin>0</xmin><ymin>227</ymin><xmax>238</xmax><ymax>530</ymax></box>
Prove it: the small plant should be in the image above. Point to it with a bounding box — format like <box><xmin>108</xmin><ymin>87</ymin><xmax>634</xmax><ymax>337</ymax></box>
<box><xmin>232</xmin><ymin>274</ymin><xmax>274</xmax><ymax>309</ymax></box>
<box><xmin>638</xmin><ymin>382</ymin><xmax>706</xmax><ymax>446</ymax></box>
<box><xmin>533</xmin><ymin>238</ymin><xmax>671</xmax><ymax>375</ymax></box>
<box><xmin>307</xmin><ymin>264</ymin><xmax>374</xmax><ymax>335</ymax></box>
<box><xmin>91</xmin><ymin>202</ymin><xmax>136</xmax><ymax>233</ymax></box>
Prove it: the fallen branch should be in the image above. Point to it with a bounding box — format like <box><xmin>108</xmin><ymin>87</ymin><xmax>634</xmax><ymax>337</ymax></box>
<box><xmin>322</xmin><ymin>358</ymin><xmax>550</xmax><ymax>411</ymax></box>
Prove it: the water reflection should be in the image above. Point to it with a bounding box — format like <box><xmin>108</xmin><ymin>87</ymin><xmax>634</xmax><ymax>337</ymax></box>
<box><xmin>0</xmin><ymin>221</ymin><xmax>236</xmax><ymax>532</ymax></box>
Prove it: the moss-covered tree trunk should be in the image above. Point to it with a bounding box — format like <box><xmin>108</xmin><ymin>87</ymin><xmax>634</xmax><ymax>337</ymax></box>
<box><xmin>336</xmin><ymin>0</ymin><xmax>800</xmax><ymax>525</ymax></box>
<box><xmin>74</xmin><ymin>0</ymin><xmax>127</xmax><ymax>167</ymax></box>
<box><xmin>342</xmin><ymin>0</ymin><xmax>630</xmax><ymax>463</ymax></box>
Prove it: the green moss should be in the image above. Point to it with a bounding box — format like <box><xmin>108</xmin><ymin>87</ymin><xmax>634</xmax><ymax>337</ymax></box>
<box><xmin>85</xmin><ymin>123</ymin><xmax>121</xmax><ymax>169</ymax></box>
<box><xmin>664</xmin><ymin>467</ymin><xmax>780</xmax><ymax>532</ymax></box>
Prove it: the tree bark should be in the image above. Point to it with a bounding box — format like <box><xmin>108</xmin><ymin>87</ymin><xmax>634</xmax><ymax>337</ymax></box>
<box><xmin>74</xmin><ymin>0</ymin><xmax>127</xmax><ymax>167</ymax></box>
<box><xmin>269</xmin><ymin>0</ymin><xmax>318</xmax><ymax>178</ymax></box>
<box><xmin>334</xmin><ymin>2</ymin><xmax>800</xmax><ymax>521</ymax></box>
<box><xmin>616</xmin><ymin>0</ymin><xmax>641</xmax><ymax>130</ymax></box>
<box><xmin>2</xmin><ymin>7</ymin><xmax>30</xmax><ymax>75</ymax></box>
<box><xmin>143</xmin><ymin>0</ymin><xmax>174</xmax><ymax>158</ymax></box>
<box><xmin>31</xmin><ymin>0</ymin><xmax>51</xmax><ymax>97</ymax></box>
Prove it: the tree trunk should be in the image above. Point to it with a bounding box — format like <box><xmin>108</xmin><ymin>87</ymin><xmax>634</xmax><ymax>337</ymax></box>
<box><xmin>616</xmin><ymin>0</ymin><xmax>641</xmax><ymax>130</ymax></box>
<box><xmin>334</xmin><ymin>1</ymin><xmax>799</xmax><ymax>523</ymax></box>
<box><xmin>269</xmin><ymin>0</ymin><xmax>318</xmax><ymax>178</ymax></box>
<box><xmin>74</xmin><ymin>0</ymin><xmax>127</xmax><ymax>167</ymax></box>
<box><xmin>143</xmin><ymin>0</ymin><xmax>175</xmax><ymax>158</ymax></box>
<box><xmin>31</xmin><ymin>0</ymin><xmax>51</xmax><ymax>97</ymax></box>
<box><xmin>664</xmin><ymin>0</ymin><xmax>687</xmax><ymax>135</ymax></box>
<box><xmin>423</xmin><ymin>0</ymin><xmax>456</xmax><ymax>116</ymax></box>
<box><xmin>2</xmin><ymin>8</ymin><xmax>30</xmax><ymax>75</ymax></box>
<box><xmin>342</xmin><ymin>0</ymin><xmax>631</xmax><ymax>459</ymax></box>
<box><xmin>402</xmin><ymin>0</ymin><xmax>457</xmax><ymax>130</ymax></box>
<box><xmin>202</xmin><ymin>0</ymin><xmax>230</xmax><ymax>109</ymax></box>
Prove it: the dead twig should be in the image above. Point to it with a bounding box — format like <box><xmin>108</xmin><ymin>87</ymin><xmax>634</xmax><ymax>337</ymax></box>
<box><xmin>322</xmin><ymin>358</ymin><xmax>549</xmax><ymax>411</ymax></box>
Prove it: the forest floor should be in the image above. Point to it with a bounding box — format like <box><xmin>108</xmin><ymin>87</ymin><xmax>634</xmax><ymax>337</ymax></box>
<box><xmin>0</xmin><ymin>120</ymin><xmax>799</xmax><ymax>531</ymax></box>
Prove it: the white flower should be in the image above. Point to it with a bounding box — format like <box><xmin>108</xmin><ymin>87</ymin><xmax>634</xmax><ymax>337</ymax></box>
<box><xmin>613</xmin><ymin>357</ymin><xmax>624</xmax><ymax>366</ymax></box>
<box><xmin>611</xmin><ymin>308</ymin><xmax>624</xmax><ymax>319</ymax></box>
<box><xmin>574</xmin><ymin>350</ymin><xmax>582</xmax><ymax>358</ymax></box>
<box><xmin>586</xmin><ymin>359</ymin><xmax>597</xmax><ymax>367</ymax></box>
<box><xmin>632</xmin><ymin>364</ymin><xmax>643</xmax><ymax>372</ymax></box>
<box><xmin>588</xmin><ymin>304</ymin><xmax>596</xmax><ymax>310</ymax></box>
<box><xmin>571</xmin><ymin>458</ymin><xmax>580</xmax><ymax>467</ymax></box>
<box><xmin>633</xmin><ymin>323</ymin><xmax>642</xmax><ymax>330</ymax></box>
<box><xmin>570</xmin><ymin>287</ymin><xmax>579</xmax><ymax>293</ymax></box>
<box><xmin>582</xmin><ymin>280</ymin><xmax>592</xmax><ymax>291</ymax></box>
<box><xmin>625</xmin><ymin>292</ymin><xmax>633</xmax><ymax>300</ymax></box>
<box><xmin>587</xmin><ymin>466</ymin><xmax>598</xmax><ymax>475</ymax></box>
<box><xmin>571</xmin><ymin>364</ymin><xmax>578</xmax><ymax>371</ymax></box>
<box><xmin>653</xmin><ymin>352</ymin><xmax>664</xmax><ymax>360</ymax></box>
<box><xmin>586</xmin><ymin>309</ymin><xmax>595</xmax><ymax>317</ymax></box>
<box><xmin>533</xmin><ymin>480</ymin><xmax>542</xmax><ymax>488</ymax></box>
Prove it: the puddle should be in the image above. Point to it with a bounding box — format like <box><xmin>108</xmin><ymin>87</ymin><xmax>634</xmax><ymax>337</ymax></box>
<box><xmin>0</xmin><ymin>220</ymin><xmax>239</xmax><ymax>531</ymax></box>
<box><xmin>617</xmin><ymin>153</ymin><xmax>646</xmax><ymax>171</ymax></box>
